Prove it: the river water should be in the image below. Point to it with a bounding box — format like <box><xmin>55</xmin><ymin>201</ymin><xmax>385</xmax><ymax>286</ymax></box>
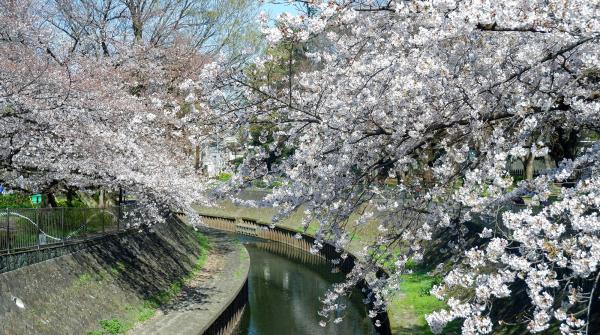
<box><xmin>232</xmin><ymin>238</ymin><xmax>376</xmax><ymax>335</ymax></box>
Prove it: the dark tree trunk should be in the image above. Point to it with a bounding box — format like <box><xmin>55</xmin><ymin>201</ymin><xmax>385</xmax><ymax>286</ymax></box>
<box><xmin>46</xmin><ymin>192</ymin><xmax>58</xmax><ymax>207</ymax></box>
<box><xmin>66</xmin><ymin>189</ymin><xmax>76</xmax><ymax>207</ymax></box>
<box><xmin>101</xmin><ymin>41</ymin><xmax>110</xmax><ymax>56</ymax></box>
<box><xmin>524</xmin><ymin>154</ymin><xmax>535</xmax><ymax>180</ymax></box>
<box><xmin>132</xmin><ymin>16</ymin><xmax>143</xmax><ymax>42</ymax></box>
<box><xmin>551</xmin><ymin>128</ymin><xmax>579</xmax><ymax>166</ymax></box>
<box><xmin>194</xmin><ymin>145</ymin><xmax>201</xmax><ymax>171</ymax></box>
<box><xmin>124</xmin><ymin>2</ymin><xmax>144</xmax><ymax>43</ymax></box>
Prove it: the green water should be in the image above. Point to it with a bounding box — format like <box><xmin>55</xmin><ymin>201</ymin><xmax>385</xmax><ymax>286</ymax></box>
<box><xmin>233</xmin><ymin>240</ymin><xmax>376</xmax><ymax>335</ymax></box>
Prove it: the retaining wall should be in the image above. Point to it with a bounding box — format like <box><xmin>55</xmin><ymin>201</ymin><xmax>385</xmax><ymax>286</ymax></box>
<box><xmin>0</xmin><ymin>216</ymin><xmax>202</xmax><ymax>335</ymax></box>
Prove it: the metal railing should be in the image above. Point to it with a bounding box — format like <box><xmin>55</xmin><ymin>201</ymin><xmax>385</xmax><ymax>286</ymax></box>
<box><xmin>0</xmin><ymin>206</ymin><xmax>136</xmax><ymax>255</ymax></box>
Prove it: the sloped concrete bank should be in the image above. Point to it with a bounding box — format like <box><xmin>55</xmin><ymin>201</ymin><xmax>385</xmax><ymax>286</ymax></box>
<box><xmin>0</xmin><ymin>216</ymin><xmax>249</xmax><ymax>335</ymax></box>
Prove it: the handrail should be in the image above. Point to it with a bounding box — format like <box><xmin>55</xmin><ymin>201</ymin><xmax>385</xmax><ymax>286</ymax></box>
<box><xmin>0</xmin><ymin>205</ymin><xmax>137</xmax><ymax>255</ymax></box>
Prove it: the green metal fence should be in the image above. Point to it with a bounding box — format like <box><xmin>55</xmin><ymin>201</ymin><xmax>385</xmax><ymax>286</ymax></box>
<box><xmin>0</xmin><ymin>206</ymin><xmax>135</xmax><ymax>255</ymax></box>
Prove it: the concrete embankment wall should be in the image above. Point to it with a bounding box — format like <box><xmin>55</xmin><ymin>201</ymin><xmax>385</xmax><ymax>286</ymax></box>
<box><xmin>0</xmin><ymin>217</ymin><xmax>201</xmax><ymax>335</ymax></box>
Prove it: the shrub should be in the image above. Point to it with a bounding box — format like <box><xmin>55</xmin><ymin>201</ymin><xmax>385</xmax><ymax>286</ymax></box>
<box><xmin>215</xmin><ymin>172</ymin><xmax>231</xmax><ymax>182</ymax></box>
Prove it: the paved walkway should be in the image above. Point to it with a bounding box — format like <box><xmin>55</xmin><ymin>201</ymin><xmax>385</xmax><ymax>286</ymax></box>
<box><xmin>129</xmin><ymin>228</ymin><xmax>249</xmax><ymax>335</ymax></box>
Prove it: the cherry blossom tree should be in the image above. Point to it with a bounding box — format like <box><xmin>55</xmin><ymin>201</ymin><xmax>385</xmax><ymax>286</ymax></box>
<box><xmin>0</xmin><ymin>0</ymin><xmax>219</xmax><ymax>221</ymax></box>
<box><xmin>199</xmin><ymin>1</ymin><xmax>600</xmax><ymax>333</ymax></box>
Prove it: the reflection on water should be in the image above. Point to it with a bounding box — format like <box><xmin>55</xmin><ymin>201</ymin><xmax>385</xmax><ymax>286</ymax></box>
<box><xmin>233</xmin><ymin>240</ymin><xmax>376</xmax><ymax>335</ymax></box>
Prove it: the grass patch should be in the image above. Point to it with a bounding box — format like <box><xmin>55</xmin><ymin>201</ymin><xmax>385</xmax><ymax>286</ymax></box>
<box><xmin>189</xmin><ymin>232</ymin><xmax>210</xmax><ymax>276</ymax></box>
<box><xmin>146</xmin><ymin>281</ymin><xmax>182</xmax><ymax>307</ymax></box>
<box><xmin>215</xmin><ymin>172</ymin><xmax>232</xmax><ymax>182</ymax></box>
<box><xmin>135</xmin><ymin>304</ymin><xmax>156</xmax><ymax>322</ymax></box>
<box><xmin>76</xmin><ymin>272</ymin><xmax>94</xmax><ymax>286</ymax></box>
<box><xmin>87</xmin><ymin>318</ymin><xmax>126</xmax><ymax>335</ymax></box>
<box><xmin>99</xmin><ymin>319</ymin><xmax>126</xmax><ymax>334</ymax></box>
<box><xmin>388</xmin><ymin>271</ymin><xmax>460</xmax><ymax>335</ymax></box>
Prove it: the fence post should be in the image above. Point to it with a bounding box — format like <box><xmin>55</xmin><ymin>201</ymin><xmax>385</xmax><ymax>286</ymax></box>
<box><xmin>36</xmin><ymin>208</ymin><xmax>40</xmax><ymax>250</ymax></box>
<box><xmin>83</xmin><ymin>208</ymin><xmax>87</xmax><ymax>239</ymax></box>
<box><xmin>6</xmin><ymin>208</ymin><xmax>10</xmax><ymax>254</ymax></box>
<box><xmin>101</xmin><ymin>208</ymin><xmax>105</xmax><ymax>233</ymax></box>
<box><xmin>117</xmin><ymin>206</ymin><xmax>121</xmax><ymax>231</ymax></box>
<box><xmin>61</xmin><ymin>207</ymin><xmax>65</xmax><ymax>245</ymax></box>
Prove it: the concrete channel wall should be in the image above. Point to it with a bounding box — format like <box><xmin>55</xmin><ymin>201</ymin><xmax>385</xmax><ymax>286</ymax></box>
<box><xmin>0</xmin><ymin>217</ymin><xmax>206</xmax><ymax>334</ymax></box>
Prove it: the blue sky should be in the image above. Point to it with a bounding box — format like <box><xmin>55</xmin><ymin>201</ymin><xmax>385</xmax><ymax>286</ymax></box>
<box><xmin>262</xmin><ymin>2</ymin><xmax>301</xmax><ymax>19</ymax></box>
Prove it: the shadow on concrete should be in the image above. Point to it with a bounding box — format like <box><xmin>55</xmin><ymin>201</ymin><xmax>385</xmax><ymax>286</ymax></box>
<box><xmin>156</xmin><ymin>228</ymin><xmax>237</xmax><ymax>315</ymax></box>
<box><xmin>70</xmin><ymin>216</ymin><xmax>236</xmax><ymax>304</ymax></box>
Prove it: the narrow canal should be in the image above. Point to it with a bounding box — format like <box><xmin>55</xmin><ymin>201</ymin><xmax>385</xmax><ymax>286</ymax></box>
<box><xmin>232</xmin><ymin>238</ymin><xmax>376</xmax><ymax>335</ymax></box>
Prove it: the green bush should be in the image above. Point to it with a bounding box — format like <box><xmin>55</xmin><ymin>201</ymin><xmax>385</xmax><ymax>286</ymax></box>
<box><xmin>419</xmin><ymin>275</ymin><xmax>443</xmax><ymax>297</ymax></box>
<box><xmin>215</xmin><ymin>172</ymin><xmax>232</xmax><ymax>182</ymax></box>
<box><xmin>55</xmin><ymin>197</ymin><xmax>87</xmax><ymax>207</ymax></box>
<box><xmin>0</xmin><ymin>193</ymin><xmax>34</xmax><ymax>208</ymax></box>
<box><xmin>0</xmin><ymin>193</ymin><xmax>88</xmax><ymax>208</ymax></box>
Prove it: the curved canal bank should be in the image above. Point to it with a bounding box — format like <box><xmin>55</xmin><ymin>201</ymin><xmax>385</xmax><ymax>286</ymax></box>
<box><xmin>195</xmin><ymin>199</ymin><xmax>445</xmax><ymax>334</ymax></box>
<box><xmin>194</xmin><ymin>213</ymin><xmax>391</xmax><ymax>334</ymax></box>
<box><xmin>233</xmin><ymin>238</ymin><xmax>376</xmax><ymax>335</ymax></box>
<box><xmin>1</xmin><ymin>207</ymin><xmax>389</xmax><ymax>335</ymax></box>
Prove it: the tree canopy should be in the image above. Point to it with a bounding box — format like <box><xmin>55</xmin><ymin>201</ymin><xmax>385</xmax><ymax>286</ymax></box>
<box><xmin>2</xmin><ymin>0</ymin><xmax>600</xmax><ymax>334</ymax></box>
<box><xmin>198</xmin><ymin>1</ymin><xmax>600</xmax><ymax>334</ymax></box>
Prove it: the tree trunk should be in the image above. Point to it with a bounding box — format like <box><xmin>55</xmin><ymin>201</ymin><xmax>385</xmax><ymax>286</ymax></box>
<box><xmin>132</xmin><ymin>15</ymin><xmax>143</xmax><ymax>42</ymax></box>
<box><xmin>194</xmin><ymin>145</ymin><xmax>201</xmax><ymax>171</ymax></box>
<box><xmin>66</xmin><ymin>189</ymin><xmax>76</xmax><ymax>207</ymax></box>
<box><xmin>524</xmin><ymin>154</ymin><xmax>535</xmax><ymax>180</ymax></box>
<box><xmin>99</xmin><ymin>189</ymin><xmax>104</xmax><ymax>208</ymax></box>
<box><xmin>551</xmin><ymin>128</ymin><xmax>579</xmax><ymax>166</ymax></box>
<box><xmin>544</xmin><ymin>155</ymin><xmax>553</xmax><ymax>170</ymax></box>
<box><xmin>46</xmin><ymin>193</ymin><xmax>58</xmax><ymax>207</ymax></box>
<box><xmin>124</xmin><ymin>2</ymin><xmax>144</xmax><ymax>43</ymax></box>
<box><xmin>101</xmin><ymin>40</ymin><xmax>110</xmax><ymax>56</ymax></box>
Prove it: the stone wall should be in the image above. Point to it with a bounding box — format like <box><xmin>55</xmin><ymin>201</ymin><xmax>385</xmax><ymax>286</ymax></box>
<box><xmin>0</xmin><ymin>217</ymin><xmax>201</xmax><ymax>335</ymax></box>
